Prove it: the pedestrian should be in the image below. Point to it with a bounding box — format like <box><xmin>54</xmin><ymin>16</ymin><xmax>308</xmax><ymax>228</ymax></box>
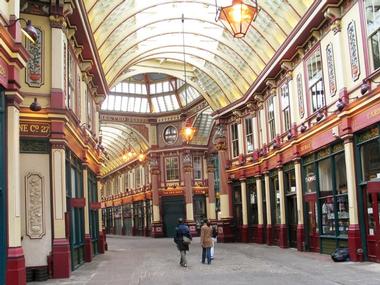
<box><xmin>210</xmin><ymin>224</ymin><xmax>218</xmax><ymax>259</ymax></box>
<box><xmin>200</xmin><ymin>219</ymin><xmax>213</xmax><ymax>264</ymax></box>
<box><xmin>174</xmin><ymin>218</ymin><xmax>192</xmax><ymax>267</ymax></box>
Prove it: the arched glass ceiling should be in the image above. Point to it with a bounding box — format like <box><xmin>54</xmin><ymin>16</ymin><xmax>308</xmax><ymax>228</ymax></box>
<box><xmin>84</xmin><ymin>0</ymin><xmax>314</xmax><ymax>110</ymax></box>
<box><xmin>101</xmin><ymin>73</ymin><xmax>201</xmax><ymax>113</ymax></box>
<box><xmin>100</xmin><ymin>123</ymin><xmax>149</xmax><ymax>175</ymax></box>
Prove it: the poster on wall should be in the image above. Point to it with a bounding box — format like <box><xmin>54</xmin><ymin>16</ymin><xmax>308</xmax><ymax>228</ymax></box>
<box><xmin>326</xmin><ymin>43</ymin><xmax>337</xmax><ymax>96</ymax></box>
<box><xmin>347</xmin><ymin>20</ymin><xmax>360</xmax><ymax>81</ymax></box>
<box><xmin>296</xmin><ymin>73</ymin><xmax>305</xmax><ymax>119</ymax></box>
<box><xmin>25</xmin><ymin>27</ymin><xmax>44</xmax><ymax>87</ymax></box>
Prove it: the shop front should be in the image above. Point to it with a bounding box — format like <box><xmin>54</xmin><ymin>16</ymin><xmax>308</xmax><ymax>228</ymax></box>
<box><xmin>283</xmin><ymin>163</ymin><xmax>297</xmax><ymax>248</ymax></box>
<box><xmin>66</xmin><ymin>151</ymin><xmax>85</xmax><ymax>269</ymax></box>
<box><xmin>247</xmin><ymin>178</ymin><xmax>258</xmax><ymax>242</ymax></box>
<box><xmin>88</xmin><ymin>171</ymin><xmax>99</xmax><ymax>256</ymax></box>
<box><xmin>269</xmin><ymin>171</ymin><xmax>280</xmax><ymax>246</ymax></box>
<box><xmin>133</xmin><ymin>201</ymin><xmax>145</xmax><ymax>236</ymax></box>
<box><xmin>193</xmin><ymin>195</ymin><xmax>207</xmax><ymax>234</ymax></box>
<box><xmin>355</xmin><ymin>125</ymin><xmax>380</xmax><ymax>262</ymax></box>
<box><xmin>302</xmin><ymin>143</ymin><xmax>349</xmax><ymax>254</ymax></box>
<box><xmin>122</xmin><ymin>204</ymin><xmax>133</xmax><ymax>236</ymax></box>
<box><xmin>232</xmin><ymin>182</ymin><xmax>243</xmax><ymax>242</ymax></box>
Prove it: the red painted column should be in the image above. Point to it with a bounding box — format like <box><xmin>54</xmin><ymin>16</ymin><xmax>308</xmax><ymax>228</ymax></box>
<box><xmin>183</xmin><ymin>153</ymin><xmax>197</xmax><ymax>237</ymax></box>
<box><xmin>295</xmin><ymin>160</ymin><xmax>305</xmax><ymax>251</ymax></box>
<box><xmin>344</xmin><ymin>138</ymin><xmax>362</xmax><ymax>261</ymax></box>
<box><xmin>6</xmin><ymin>247</ymin><xmax>26</xmax><ymax>285</ymax></box>
<box><xmin>84</xmin><ymin>234</ymin><xmax>93</xmax><ymax>262</ymax></box>
<box><xmin>240</xmin><ymin>178</ymin><xmax>249</xmax><ymax>243</ymax></box>
<box><xmin>52</xmin><ymin>239</ymin><xmax>71</xmax><ymax>279</ymax></box>
<box><xmin>297</xmin><ymin>224</ymin><xmax>304</xmax><ymax>251</ymax></box>
<box><xmin>215</xmin><ymin>127</ymin><xmax>234</xmax><ymax>243</ymax></box>
<box><xmin>150</xmin><ymin>156</ymin><xmax>164</xmax><ymax>238</ymax></box>
<box><xmin>98</xmin><ymin>230</ymin><xmax>106</xmax><ymax>254</ymax></box>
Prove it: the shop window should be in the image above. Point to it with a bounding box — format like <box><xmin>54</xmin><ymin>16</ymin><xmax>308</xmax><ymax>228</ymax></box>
<box><xmin>357</xmin><ymin>127</ymin><xmax>380</xmax><ymax>182</ymax></box>
<box><xmin>193</xmin><ymin>196</ymin><xmax>206</xmax><ymax>231</ymax></box>
<box><xmin>165</xmin><ymin>157</ymin><xmax>179</xmax><ymax>181</ymax></box>
<box><xmin>67</xmin><ymin>50</ymin><xmax>76</xmax><ymax>112</ymax></box>
<box><xmin>135</xmin><ymin>167</ymin><xmax>141</xmax><ymax>187</ymax></box>
<box><xmin>231</xmin><ymin>123</ymin><xmax>239</xmax><ymax>158</ymax></box>
<box><xmin>304</xmin><ymin>144</ymin><xmax>348</xmax><ymax>238</ymax></box>
<box><xmin>306</xmin><ymin>49</ymin><xmax>325</xmax><ymax>112</ymax></box>
<box><xmin>280</xmin><ymin>82</ymin><xmax>291</xmax><ymax>132</ymax></box>
<box><xmin>248</xmin><ymin>179</ymin><xmax>258</xmax><ymax>225</ymax></box>
<box><xmin>267</xmin><ymin>96</ymin><xmax>276</xmax><ymax>141</ymax></box>
<box><xmin>245</xmin><ymin>117</ymin><xmax>254</xmax><ymax>153</ymax></box>
<box><xmin>304</xmin><ymin>163</ymin><xmax>317</xmax><ymax>193</ymax></box>
<box><xmin>284</xmin><ymin>167</ymin><xmax>296</xmax><ymax>193</ymax></box>
<box><xmin>193</xmin><ymin>156</ymin><xmax>202</xmax><ymax>180</ymax></box>
<box><xmin>366</xmin><ymin>0</ymin><xmax>380</xmax><ymax>69</ymax></box>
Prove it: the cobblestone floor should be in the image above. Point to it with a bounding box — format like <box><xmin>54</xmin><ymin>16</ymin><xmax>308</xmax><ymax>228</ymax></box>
<box><xmin>33</xmin><ymin>235</ymin><xmax>380</xmax><ymax>285</ymax></box>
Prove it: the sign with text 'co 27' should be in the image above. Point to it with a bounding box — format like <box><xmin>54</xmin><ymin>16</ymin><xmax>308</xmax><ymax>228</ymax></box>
<box><xmin>20</xmin><ymin>121</ymin><xmax>50</xmax><ymax>137</ymax></box>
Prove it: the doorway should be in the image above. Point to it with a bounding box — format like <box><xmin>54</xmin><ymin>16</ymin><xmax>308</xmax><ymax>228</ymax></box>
<box><xmin>365</xmin><ymin>181</ymin><xmax>380</xmax><ymax>262</ymax></box>
<box><xmin>0</xmin><ymin>90</ymin><xmax>6</xmax><ymax>285</ymax></box>
<box><xmin>304</xmin><ymin>193</ymin><xmax>319</xmax><ymax>252</ymax></box>
<box><xmin>286</xmin><ymin>193</ymin><xmax>297</xmax><ymax>248</ymax></box>
<box><xmin>162</xmin><ymin>196</ymin><xmax>185</xmax><ymax>237</ymax></box>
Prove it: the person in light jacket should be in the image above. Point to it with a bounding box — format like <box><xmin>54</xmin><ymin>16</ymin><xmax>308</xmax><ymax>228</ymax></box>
<box><xmin>200</xmin><ymin>219</ymin><xmax>213</xmax><ymax>264</ymax></box>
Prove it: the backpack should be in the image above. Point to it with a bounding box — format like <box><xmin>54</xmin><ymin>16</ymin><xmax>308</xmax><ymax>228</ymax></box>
<box><xmin>331</xmin><ymin>248</ymin><xmax>349</xmax><ymax>262</ymax></box>
<box><xmin>182</xmin><ymin>236</ymin><xmax>192</xmax><ymax>245</ymax></box>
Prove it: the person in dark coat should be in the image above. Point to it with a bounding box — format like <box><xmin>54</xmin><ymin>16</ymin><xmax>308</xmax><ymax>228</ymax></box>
<box><xmin>174</xmin><ymin>218</ymin><xmax>192</xmax><ymax>267</ymax></box>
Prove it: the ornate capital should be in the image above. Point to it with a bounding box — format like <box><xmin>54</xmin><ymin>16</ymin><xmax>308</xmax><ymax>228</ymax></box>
<box><xmin>207</xmin><ymin>164</ymin><xmax>215</xmax><ymax>173</ymax></box>
<box><xmin>215</xmin><ymin>137</ymin><xmax>227</xmax><ymax>151</ymax></box>
<box><xmin>49</xmin><ymin>15</ymin><xmax>67</xmax><ymax>29</ymax></box>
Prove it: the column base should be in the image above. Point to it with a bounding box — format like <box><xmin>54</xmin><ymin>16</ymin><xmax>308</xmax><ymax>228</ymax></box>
<box><xmin>217</xmin><ymin>218</ymin><xmax>234</xmax><ymax>243</ymax></box>
<box><xmin>151</xmin><ymin>222</ymin><xmax>164</xmax><ymax>238</ymax></box>
<box><xmin>348</xmin><ymin>224</ymin><xmax>363</xmax><ymax>262</ymax></box>
<box><xmin>52</xmin><ymin>238</ymin><xmax>71</xmax><ymax>279</ymax></box>
<box><xmin>256</xmin><ymin>224</ymin><xmax>265</xmax><ymax>244</ymax></box>
<box><xmin>6</xmin><ymin>247</ymin><xmax>26</xmax><ymax>285</ymax></box>
<box><xmin>297</xmin><ymin>224</ymin><xmax>304</xmax><ymax>252</ymax></box>
<box><xmin>266</xmin><ymin>224</ymin><xmax>273</xmax><ymax>246</ymax></box>
<box><xmin>84</xmin><ymin>234</ymin><xmax>92</xmax><ymax>262</ymax></box>
<box><xmin>241</xmin><ymin>225</ymin><xmax>249</xmax><ymax>243</ymax></box>
<box><xmin>103</xmin><ymin>229</ymin><xmax>108</xmax><ymax>251</ymax></box>
<box><xmin>279</xmin><ymin>224</ymin><xmax>288</xmax><ymax>248</ymax></box>
<box><xmin>98</xmin><ymin>231</ymin><xmax>106</xmax><ymax>254</ymax></box>
<box><xmin>186</xmin><ymin>221</ymin><xmax>198</xmax><ymax>237</ymax></box>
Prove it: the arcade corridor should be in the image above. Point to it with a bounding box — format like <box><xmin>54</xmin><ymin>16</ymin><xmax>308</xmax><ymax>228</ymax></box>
<box><xmin>35</xmin><ymin>236</ymin><xmax>380</xmax><ymax>285</ymax></box>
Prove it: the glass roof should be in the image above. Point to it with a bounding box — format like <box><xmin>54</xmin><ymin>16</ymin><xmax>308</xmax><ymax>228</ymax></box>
<box><xmin>101</xmin><ymin>73</ymin><xmax>201</xmax><ymax>113</ymax></box>
<box><xmin>100</xmin><ymin>123</ymin><xmax>149</xmax><ymax>175</ymax></box>
<box><xmin>84</xmin><ymin>0</ymin><xmax>314</xmax><ymax>111</ymax></box>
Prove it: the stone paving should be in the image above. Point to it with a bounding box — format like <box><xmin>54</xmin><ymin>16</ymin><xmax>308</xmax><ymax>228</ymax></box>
<box><xmin>33</xmin><ymin>235</ymin><xmax>380</xmax><ymax>285</ymax></box>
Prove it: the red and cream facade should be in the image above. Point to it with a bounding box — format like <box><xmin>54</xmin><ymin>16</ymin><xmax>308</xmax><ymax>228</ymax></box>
<box><xmin>1</xmin><ymin>1</ymin><xmax>106</xmax><ymax>284</ymax></box>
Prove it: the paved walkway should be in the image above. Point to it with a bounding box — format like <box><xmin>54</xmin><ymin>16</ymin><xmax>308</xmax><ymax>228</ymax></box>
<box><xmin>34</xmin><ymin>235</ymin><xmax>380</xmax><ymax>285</ymax></box>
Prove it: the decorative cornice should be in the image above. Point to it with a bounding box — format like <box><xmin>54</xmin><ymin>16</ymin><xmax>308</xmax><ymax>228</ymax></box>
<box><xmin>49</xmin><ymin>15</ymin><xmax>67</xmax><ymax>29</ymax></box>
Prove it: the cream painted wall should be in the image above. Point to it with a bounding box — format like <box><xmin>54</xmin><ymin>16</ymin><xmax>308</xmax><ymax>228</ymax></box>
<box><xmin>19</xmin><ymin>14</ymin><xmax>52</xmax><ymax>109</ymax></box>
<box><xmin>20</xmin><ymin>153</ymin><xmax>52</xmax><ymax>267</ymax></box>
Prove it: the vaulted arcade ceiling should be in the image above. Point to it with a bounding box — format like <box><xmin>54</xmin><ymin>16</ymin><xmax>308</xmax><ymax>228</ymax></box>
<box><xmin>83</xmin><ymin>0</ymin><xmax>314</xmax><ymax>111</ymax></box>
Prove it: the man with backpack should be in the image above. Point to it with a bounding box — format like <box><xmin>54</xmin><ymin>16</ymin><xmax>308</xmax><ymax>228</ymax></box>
<box><xmin>174</xmin><ymin>218</ymin><xmax>192</xmax><ymax>267</ymax></box>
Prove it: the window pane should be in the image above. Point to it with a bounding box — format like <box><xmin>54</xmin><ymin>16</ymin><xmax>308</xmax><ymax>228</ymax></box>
<box><xmin>304</xmin><ymin>164</ymin><xmax>317</xmax><ymax>193</ymax></box>
<box><xmin>335</xmin><ymin>153</ymin><xmax>347</xmax><ymax>194</ymax></box>
<box><xmin>361</xmin><ymin>139</ymin><xmax>380</xmax><ymax>181</ymax></box>
<box><xmin>321</xmin><ymin>196</ymin><xmax>335</xmax><ymax>235</ymax></box>
<box><xmin>318</xmin><ymin>158</ymin><xmax>333</xmax><ymax>197</ymax></box>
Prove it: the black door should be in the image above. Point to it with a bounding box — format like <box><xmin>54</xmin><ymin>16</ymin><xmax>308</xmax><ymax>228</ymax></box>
<box><xmin>162</xmin><ymin>196</ymin><xmax>185</xmax><ymax>237</ymax></box>
<box><xmin>0</xmin><ymin>90</ymin><xmax>6</xmax><ymax>285</ymax></box>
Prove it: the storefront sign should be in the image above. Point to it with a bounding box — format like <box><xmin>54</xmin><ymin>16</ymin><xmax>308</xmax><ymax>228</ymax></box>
<box><xmin>20</xmin><ymin>121</ymin><xmax>50</xmax><ymax>137</ymax></box>
<box><xmin>161</xmin><ymin>188</ymin><xmax>184</xmax><ymax>196</ymax></box>
<box><xmin>352</xmin><ymin>102</ymin><xmax>380</xmax><ymax>132</ymax></box>
<box><xmin>0</xmin><ymin>57</ymin><xmax>8</xmax><ymax>87</ymax></box>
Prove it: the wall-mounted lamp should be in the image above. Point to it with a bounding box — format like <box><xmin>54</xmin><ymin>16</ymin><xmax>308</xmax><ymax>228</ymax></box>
<box><xmin>336</xmin><ymin>98</ymin><xmax>346</xmax><ymax>112</ymax></box>
<box><xmin>316</xmin><ymin>110</ymin><xmax>324</xmax><ymax>122</ymax></box>
<box><xmin>29</xmin><ymin>97</ymin><xmax>41</xmax><ymax>112</ymax></box>
<box><xmin>215</xmin><ymin>0</ymin><xmax>258</xmax><ymax>38</ymax></box>
<box><xmin>5</xmin><ymin>18</ymin><xmax>38</xmax><ymax>43</ymax></box>
<box><xmin>300</xmin><ymin>123</ymin><xmax>307</xmax><ymax>133</ymax></box>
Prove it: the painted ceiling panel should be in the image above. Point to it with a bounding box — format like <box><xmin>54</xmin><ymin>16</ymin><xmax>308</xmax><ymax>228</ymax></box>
<box><xmin>84</xmin><ymin>0</ymin><xmax>314</xmax><ymax>110</ymax></box>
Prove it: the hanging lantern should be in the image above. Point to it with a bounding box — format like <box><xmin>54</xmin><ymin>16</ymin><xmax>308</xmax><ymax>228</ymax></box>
<box><xmin>138</xmin><ymin>150</ymin><xmax>146</xmax><ymax>162</ymax></box>
<box><xmin>217</xmin><ymin>0</ymin><xmax>258</xmax><ymax>38</ymax></box>
<box><xmin>180</xmin><ymin>123</ymin><xmax>196</xmax><ymax>144</ymax></box>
